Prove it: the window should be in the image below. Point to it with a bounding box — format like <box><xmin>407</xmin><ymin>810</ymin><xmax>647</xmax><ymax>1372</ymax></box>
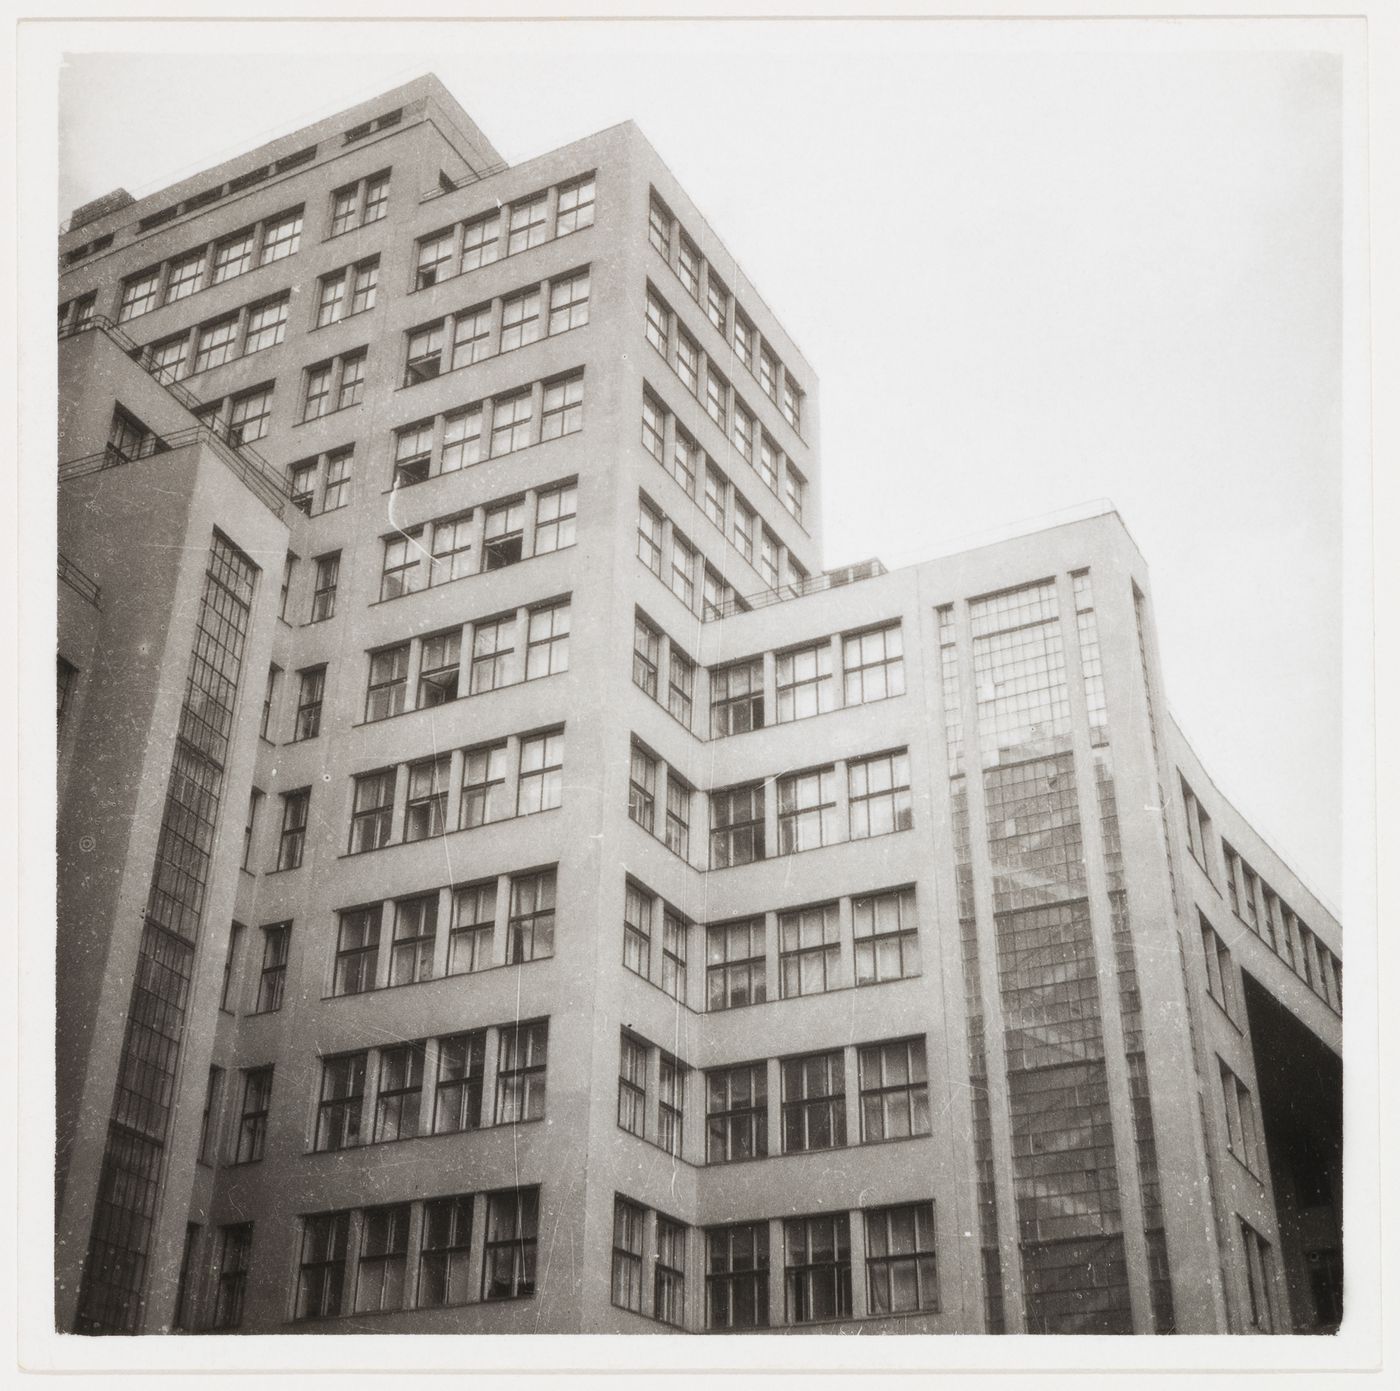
<box><xmin>517</xmin><ymin>731</ymin><xmax>564</xmax><ymax>815</ymax></box>
<box><xmin>243</xmin><ymin>789</ymin><xmax>262</xmax><ymax>870</ymax></box>
<box><xmin>460</xmin><ymin>743</ymin><xmax>508</xmax><ymax>829</ymax></box>
<box><xmin>848</xmin><ymin>751</ymin><xmax>913</xmax><ymax>839</ymax></box>
<box><xmin>248</xmin><ymin>926</ymin><xmax>291</xmax><ymax>1018</ymax></box>
<box><xmin>733</xmin><ymin>496</ymin><xmax>757</xmax><ymax>563</ymax></box>
<box><xmin>441</xmin><ymin>406</ymin><xmax>482</xmax><ymax>473</ymax></box>
<box><xmin>534</xmin><ymin>482</ymin><xmax>577</xmax><ymax>554</ymax></box>
<box><xmin>389</xmin><ymin>894</ymin><xmax>438</xmax><ymax>984</ymax></box>
<box><xmin>710</xmin><ymin>782</ymin><xmax>765</xmax><ymax>867</ymax></box>
<box><xmin>461</xmin><ymin>211</ymin><xmax>501</xmax><ymax>271</ymax></box>
<box><xmin>655</xmin><ymin>1215</ymin><xmax>686</xmax><ymax>1325</ymax></box>
<box><xmin>865</xmin><ymin>1203</ymin><xmax>938</xmax><ymax>1315</ymax></box>
<box><xmin>858</xmin><ymin>1039</ymin><xmax>930</xmax><ymax>1141</ymax></box>
<box><xmin>706</xmin><ymin>1062</ymin><xmax>767</xmax><ymax>1162</ymax></box>
<box><xmin>244</xmin><ymin>295</ymin><xmax>289</xmax><ymax>353</ymax></box>
<box><xmin>499</xmin><ymin>287</ymin><xmax>541</xmax><ymax>353</ymax></box>
<box><xmin>541</xmin><ymin>374</ymin><xmax>584</xmax><ymax>439</ymax></box>
<box><xmin>633</xmin><ymin>615</ymin><xmax>661</xmax><ymax>697</ymax></box>
<box><xmin>433</xmin><ymin>1031</ymin><xmax>486</xmax><ymax>1134</ymax></box>
<box><xmin>1219</xmin><ymin>1059</ymin><xmax>1261</xmax><ymax>1174</ymax></box>
<box><xmin>663</xmin><ymin>650</ymin><xmax>696</xmax><ymax>730</ymax></box>
<box><xmin>354</xmin><ymin>1205</ymin><xmax>409</xmax><ymax>1314</ymax></box>
<box><xmin>618</xmin><ymin>1037</ymin><xmax>648</xmax><ymax>1137</ymax></box>
<box><xmin>490</xmin><ymin>392</ymin><xmax>533</xmax><ymax>455</ymax></box>
<box><xmin>507</xmin><ymin>194</ymin><xmax>547</xmax><ymax>254</ymax></box>
<box><xmin>417</xmin><ymin>631</ymin><xmax>461</xmax><ymax>706</ymax></box>
<box><xmin>548</xmin><ymin>268</ymin><xmax>590</xmax><ymax>334</ymax></box>
<box><xmin>348</xmin><ymin>259</ymin><xmax>378</xmax><ymax>316</ymax></box>
<box><xmin>844</xmin><ymin>626</ymin><xmax>904</xmax><ymax>705</ymax></box>
<box><xmin>304</xmin><ymin>363</ymin><xmax>332</xmax><ymax>421</ymax></box>
<box><xmin>193</xmin><ymin>315</ymin><xmax>238</xmax><ymax>373</ymax></box>
<box><xmin>234</xmin><ymin>1067</ymin><xmax>273</xmax><ymax>1163</ymax></box>
<box><xmin>277</xmin><ymin>789</ymin><xmax>309</xmax><ymax>870</ymax></box>
<box><xmin>664</xmin><ymin>779</ymin><xmax>692</xmax><ymax>861</ymax></box>
<box><xmin>393</xmin><ymin>421</ymin><xmax>433</xmax><ymax>487</ymax></box>
<box><xmin>337</xmin><ymin>351</ymin><xmax>366</xmax><ymax>409</ymax></box>
<box><xmin>776</xmin><ymin>643</ymin><xmax>834</xmax><ymax>723</ymax></box>
<box><xmin>296</xmin><ymin>1213</ymin><xmax>349</xmax><ymax>1320</ymax></box>
<box><xmin>214</xmin><ymin>1224</ymin><xmax>253</xmax><ymax>1329</ymax></box>
<box><xmin>508</xmin><ymin>869</ymin><xmax>556</xmax><ymax>962</ymax></box>
<box><xmin>711</xmin><ymin>658</ymin><xmax>764</xmax><ymax>736</ymax></box>
<box><xmin>677</xmin><ymin>234</ymin><xmax>701</xmax><ymax>298</ymax></box>
<box><xmin>702</xmin><ymin>464</ymin><xmax>727</xmax><ymax>532</ymax></box>
<box><xmin>482</xmin><ymin>1189</ymin><xmax>539</xmax><ymax>1300</ymax></box>
<box><xmin>628</xmin><ymin>747</ymin><xmax>657</xmax><ymax>834</ymax></box>
<box><xmin>416</xmin><ymin>230</ymin><xmax>455</xmax><ymax>288</ymax></box>
<box><xmin>199</xmin><ymin>1066</ymin><xmax>223</xmax><ymax>1164</ymax></box>
<box><xmin>470</xmin><ymin>615</ymin><xmax>515</xmax><ymax>693</ymax></box>
<box><xmin>623</xmin><ymin>883</ymin><xmax>653</xmax><ymax>977</ymax></box>
<box><xmin>671</xmin><ymin>428</ymin><xmax>699</xmax><ymax>498</ymax></box>
<box><xmin>451</xmin><ymin>303</ymin><xmax>492</xmax><ymax>366</ymax></box>
<box><xmin>706</xmin><ymin>274</ymin><xmax>729</xmax><ymax>334</ymax></box>
<box><xmin>853</xmin><ymin>888</ymin><xmax>920</xmax><ymax>984</ymax></box>
<box><xmin>259</xmin><ymin>208</ymin><xmax>303</xmax><ymax>264</ymax></box>
<box><xmin>404</xmin><ymin>756</ymin><xmax>450</xmax><ymax>842</ymax></box>
<box><xmin>1240</xmin><ymin>1220</ymin><xmax>1276</xmax><ymax>1333</ymax></box>
<box><xmin>637</xmin><ymin>500</ymin><xmax>664</xmax><ymax>575</ymax></box>
<box><xmin>648</xmin><ymin>195</ymin><xmax>673</xmax><ymax>255</ymax></box>
<box><xmin>330</xmin><ymin>170</ymin><xmax>388</xmax><ymax>235</ymax></box>
<box><xmin>707</xmin><ymin>918</ymin><xmax>766</xmax><ymax>1011</ymax></box>
<box><xmin>260</xmin><ymin>665</ymin><xmax>281</xmax><ymax>740</ymax></box>
<box><xmin>784</xmin><ymin>465</ymin><xmax>806</xmax><ymax>523</ymax></box>
<box><xmin>782</xmin><ymin>377</ymin><xmax>803</xmax><ymax>432</ymax></box>
<box><xmin>310</xmin><ymin>553</ymin><xmax>339</xmax><ymax>622</ymax></box>
<box><xmin>556</xmin><ymin>174</ymin><xmax>595</xmax><ymax>234</ymax></box>
<box><xmin>645</xmin><ymin>289</ymin><xmax>671</xmax><ymax>355</ymax></box>
<box><xmin>365</xmin><ymin>645</ymin><xmax>409</xmax><ymax>721</ymax></box>
<box><xmin>777</xmin><ymin>766</ymin><xmax>838</xmax><ymax>855</ymax></box>
<box><xmin>1200</xmin><ymin>913</ymin><xmax>1237</xmax><ymax>1021</ymax></box>
<box><xmin>778</xmin><ymin>903</ymin><xmax>840</xmax><ymax>997</ymax></box>
<box><xmin>781</xmin><ymin>1052</ymin><xmax>846</xmax><ymax>1153</ymax></box>
<box><xmin>349</xmin><ymin>770</ymin><xmax>395</xmax><ymax>853</ymax></box>
<box><xmin>317</xmin><ymin>271</ymin><xmax>347</xmax><ymax>326</ymax></box>
<box><xmin>405</xmin><ymin>322</ymin><xmax>445</xmax><ymax>383</ymax></box>
<box><xmin>658</xmin><ymin>914</ymin><xmax>689</xmax><ymax>1005</ymax></box>
<box><xmin>213</xmin><ymin>227</ymin><xmax>256</xmax><ymax>284</ymax></box>
<box><xmin>419</xmin><ymin>1196</ymin><xmax>473</xmax><ymax>1308</ymax></box>
<box><xmin>483</xmin><ymin>500</ymin><xmax>525</xmax><ymax>570</ymax></box>
<box><xmin>785</xmin><ymin>1215</ymin><xmax>851</xmax><ymax>1323</ymax></box>
<box><xmin>448</xmin><ymin>883</ymin><xmax>495</xmax><ymax>975</ymax></box>
<box><xmin>292</xmin><ymin>666</ymin><xmax>325</xmax><ymax>742</ymax></box>
<box><xmin>675</xmin><ymin>329</ymin><xmax>700</xmax><ymax>395</ymax></box>
<box><xmin>758</xmin><ymin>347</ymin><xmax>778</xmax><ymax>402</ymax></box>
<box><xmin>145</xmin><ymin>334</ymin><xmax>188</xmax><ymax>383</ymax></box>
<box><xmin>118</xmin><ymin>266</ymin><xmax>161</xmax><ymax>322</ymax></box>
<box><xmin>705</xmin><ymin>366</ymin><xmax>729</xmax><ymax>432</ymax></box>
<box><xmin>374</xmin><ymin>1046</ymin><xmax>425</xmax><ymax>1141</ymax></box>
<box><xmin>610</xmin><ymin>1198</ymin><xmax>646</xmax><ymax>1313</ymax></box>
<box><xmin>220</xmin><ymin>923</ymin><xmax>245</xmax><ymax>1012</ymax></box>
<box><xmin>333</xmin><ymin>906</ymin><xmax>381</xmax><ymax>995</ymax></box>
<box><xmin>315</xmin><ymin>1053</ymin><xmax>366</xmax><ymax>1151</ymax></box>
<box><xmin>59</xmin><ymin>291</ymin><xmax>97</xmax><ymax>333</ymax></box>
<box><xmin>706</xmin><ymin>1224</ymin><xmax>769</xmax><ymax>1329</ymax></box>
<box><xmin>495</xmin><ymin>1022</ymin><xmax>548</xmax><ymax>1123</ymax></box>
<box><xmin>228</xmin><ymin>385</ymin><xmax>273</xmax><ymax>444</ymax></box>
<box><xmin>430</xmin><ymin>516</ymin><xmax>474</xmax><ymax>585</ymax></box>
<box><xmin>108</xmin><ymin>405</ymin><xmax>162</xmax><ymax>461</ymax></box>
<box><xmin>642</xmin><ymin>390</ymin><xmax>667</xmax><ymax>459</ymax></box>
<box><xmin>670</xmin><ymin>531</ymin><xmax>696</xmax><ymax>608</ymax></box>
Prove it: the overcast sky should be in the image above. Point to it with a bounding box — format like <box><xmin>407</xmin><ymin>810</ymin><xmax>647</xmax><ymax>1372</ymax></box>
<box><xmin>54</xmin><ymin>20</ymin><xmax>1349</xmax><ymax>908</ymax></box>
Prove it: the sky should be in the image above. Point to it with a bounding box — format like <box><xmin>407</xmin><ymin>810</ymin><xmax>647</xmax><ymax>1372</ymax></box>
<box><xmin>52</xmin><ymin>19</ymin><xmax>1350</xmax><ymax>909</ymax></box>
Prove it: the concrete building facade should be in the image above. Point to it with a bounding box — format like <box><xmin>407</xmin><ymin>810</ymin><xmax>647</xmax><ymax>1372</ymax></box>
<box><xmin>55</xmin><ymin>75</ymin><xmax>1341</xmax><ymax>1336</ymax></box>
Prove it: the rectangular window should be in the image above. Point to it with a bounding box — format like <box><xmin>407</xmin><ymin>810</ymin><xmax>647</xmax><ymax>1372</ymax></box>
<box><xmin>296</xmin><ymin>1212</ymin><xmax>350</xmax><ymax>1320</ymax></box>
<box><xmin>416</xmin><ymin>229</ymin><xmax>455</xmax><ymax>289</ymax></box>
<box><xmin>417</xmin><ymin>630</ymin><xmax>461</xmax><ymax>706</ymax></box>
<box><xmin>669</xmin><ymin>531</ymin><xmax>696</xmax><ymax>609</ymax></box>
<box><xmin>461</xmin><ymin>211</ymin><xmax>501</xmax><ymax>271</ymax></box>
<box><xmin>310</xmin><ymin>553</ymin><xmax>339</xmax><ymax>622</ymax></box>
<box><xmin>373</xmin><ymin>1046</ymin><xmax>425</xmax><ymax>1142</ymax></box>
<box><xmin>645</xmin><ymin>289</ymin><xmax>671</xmax><ymax>356</ymax></box>
<box><xmin>784</xmin><ymin>1214</ymin><xmax>851</xmax><ymax>1323</ymax></box>
<box><xmin>1240</xmin><ymin>1220</ymin><xmax>1276</xmax><ymax>1332</ymax></box>
<box><xmin>865</xmin><ymin>1203</ymin><xmax>938</xmax><ymax>1314</ymax></box>
<box><xmin>233</xmin><ymin>1066</ymin><xmax>272</xmax><ymax>1163</ymax></box>
<box><xmin>628</xmin><ymin>746</ymin><xmax>657</xmax><ymax>834</ymax></box>
<box><xmin>703</xmin><ymin>464</ymin><xmax>728</xmax><ymax>532</ymax></box>
<box><xmin>556</xmin><ymin>174</ymin><xmax>596</xmax><ymax>234</ymax></box>
<box><xmin>118</xmin><ymin>266</ymin><xmax>161</xmax><ymax>322</ymax></box>
<box><xmin>844</xmin><ymin>625</ymin><xmax>905</xmax><ymax>706</ymax></box>
<box><xmin>259</xmin><ymin>208</ymin><xmax>303</xmax><ymax>264</ymax></box>
<box><xmin>459</xmin><ymin>742</ymin><xmax>508</xmax><ymax>829</ymax></box>
<box><xmin>294</xmin><ymin>666</ymin><xmax>325</xmax><ymax>741</ymax></box>
<box><xmin>664</xmin><ymin>778</ymin><xmax>692</xmax><ymax>860</ymax></box>
<box><xmin>353</xmin><ymin>1205</ymin><xmax>409</xmax><ymax>1314</ymax></box>
<box><xmin>228</xmin><ymin>385</ymin><xmax>273</xmax><ymax>444</ymax></box>
<box><xmin>277</xmin><ymin>788</ymin><xmax>309</xmax><ymax>870</ymax></box>
<box><xmin>482</xmin><ymin>1189</ymin><xmax>539</xmax><ymax>1300</ymax></box>
<box><xmin>430</xmin><ymin>516</ymin><xmax>473</xmax><ymax>585</ymax></box>
<box><xmin>490</xmin><ymin>393</ymin><xmax>533</xmax><ymax>455</ymax></box>
<box><xmin>508</xmin><ymin>869</ymin><xmax>556</xmax><ymax>962</ymax></box>
<box><xmin>349</xmin><ymin>769</ymin><xmax>395</xmax><ymax>853</ymax></box>
<box><xmin>419</xmin><ymin>1195</ymin><xmax>474</xmax><ymax>1308</ymax></box>
<box><xmin>666</xmin><ymin>648</ymin><xmax>695</xmax><ymax>728</ymax></box>
<box><xmin>404</xmin><ymin>756</ymin><xmax>450</xmax><ymax>842</ymax></box>
<box><xmin>541</xmin><ymin>374</ymin><xmax>584</xmax><ymax>439</ymax></box>
<box><xmin>163</xmin><ymin>249</ymin><xmax>207</xmax><ymax>304</ymax></box>
<box><xmin>675</xmin><ymin>328</ymin><xmax>700</xmax><ymax>395</ymax></box>
<box><xmin>365</xmin><ymin>645</ymin><xmax>409</xmax><ymax>722</ymax></box>
<box><xmin>641</xmin><ymin>391</ymin><xmax>667</xmax><ymax>460</ymax></box>
<box><xmin>405</xmin><ymin>321</ymin><xmax>445</xmax><ymax>384</ymax></box>
<box><xmin>655</xmin><ymin>1215</ymin><xmax>686</xmax><ymax>1325</ymax></box>
<box><xmin>470</xmin><ymin>614</ymin><xmax>515</xmax><ymax>693</ymax></box>
<box><xmin>548</xmin><ymin>268</ymin><xmax>590</xmax><ymax>334</ymax></box>
<box><xmin>333</xmin><ymin>906</ymin><xmax>381</xmax><ymax>995</ymax></box>
<box><xmin>671</xmin><ymin>427</ymin><xmax>699</xmax><ymax>498</ymax></box>
<box><xmin>733</xmin><ymin>496</ymin><xmax>757</xmax><ymax>562</ymax></box>
<box><xmin>199</xmin><ymin>1066</ymin><xmax>223</xmax><ymax>1164</ymax></box>
<box><xmin>495</xmin><ymin>1022</ymin><xmax>548</xmax><ymax>1123</ymax></box>
<box><xmin>507</xmin><ymin>195</ymin><xmax>547</xmax><ymax>254</ymax></box>
<box><xmin>433</xmin><ymin>1031</ymin><xmax>486</xmax><ymax>1134</ymax></box>
<box><xmin>853</xmin><ymin>888</ymin><xmax>920</xmax><ymax>984</ymax></box>
<box><xmin>706</xmin><ymin>1223</ymin><xmax>769</xmax><ymax>1329</ymax></box>
<box><xmin>707</xmin><ymin>918</ymin><xmax>766</xmax><ymax>1011</ymax></box>
<box><xmin>759</xmin><ymin>529</ymin><xmax>780</xmax><ymax>588</ymax></box>
<box><xmin>317</xmin><ymin>271</ymin><xmax>347</xmax><ymax>326</ymax></box>
<box><xmin>637</xmin><ymin>499</ymin><xmax>664</xmax><ymax>575</ymax></box>
<box><xmin>452</xmin><ymin>303</ymin><xmax>492</xmax><ymax>366</ymax></box>
<box><xmin>623</xmin><ymin>882</ymin><xmax>653</xmax><ymax>979</ymax></box>
<box><xmin>633</xmin><ymin>615</ymin><xmax>661</xmax><ymax>698</ymax></box>
<box><xmin>255</xmin><ymin>922</ymin><xmax>290</xmax><ymax>1013</ymax></box>
<box><xmin>611</xmin><ymin>1197</ymin><xmax>646</xmax><ymax>1314</ymax></box>
<box><xmin>533</xmin><ymin>482</ymin><xmax>577</xmax><ymax>554</ymax></box>
<box><xmin>389</xmin><ymin>894</ymin><xmax>438</xmax><ymax>983</ymax></box>
<box><xmin>145</xmin><ymin>334</ymin><xmax>189</xmax><ymax>384</ymax></box>
<box><xmin>1200</xmin><ymin>913</ymin><xmax>1237</xmax><ymax>1021</ymax></box>
<box><xmin>315</xmin><ymin>1053</ymin><xmax>366</xmax><ymax>1152</ymax></box>
<box><xmin>499</xmin><ymin>287</ymin><xmax>541</xmax><ymax>353</ymax></box>
<box><xmin>393</xmin><ymin>420</ymin><xmax>433</xmax><ymax>486</ymax></box>
<box><xmin>677</xmin><ymin>234</ymin><xmax>701</xmax><ymax>298</ymax></box>
<box><xmin>648</xmin><ymin>195</ymin><xmax>673</xmax><ymax>256</ymax></box>
<box><xmin>778</xmin><ymin>903</ymin><xmax>840</xmax><ymax>997</ymax></box>
<box><xmin>781</xmin><ymin>1051</ymin><xmax>847</xmax><ymax>1153</ymax></box>
<box><xmin>618</xmin><ymin>1036</ymin><xmax>648</xmax><ymax>1137</ymax></box>
<box><xmin>705</xmin><ymin>366</ymin><xmax>729</xmax><ymax>432</ymax></box>
<box><xmin>858</xmin><ymin>1038</ymin><xmax>930</xmax><ymax>1141</ymax></box>
<box><xmin>448</xmin><ymin>883</ymin><xmax>496</xmax><ymax>975</ymax></box>
<box><xmin>380</xmin><ymin>530</ymin><xmax>425</xmax><ymax>600</ymax></box>
<box><xmin>777</xmin><ymin>766</ymin><xmax>838</xmax><ymax>855</ymax></box>
<box><xmin>706</xmin><ymin>274</ymin><xmax>729</xmax><ymax>334</ymax></box>
<box><xmin>711</xmin><ymin>658</ymin><xmax>764</xmax><ymax>736</ymax></box>
<box><xmin>1219</xmin><ymin>1058</ymin><xmax>1261</xmax><ymax>1174</ymax></box>
<box><xmin>776</xmin><ymin>643</ymin><xmax>835</xmax><ymax>723</ymax></box>
<box><xmin>710</xmin><ymin>782</ymin><xmax>766</xmax><ymax>867</ymax></box>
<box><xmin>213</xmin><ymin>227</ymin><xmax>255</xmax><ymax>284</ymax></box>
<box><xmin>214</xmin><ymin>1223</ymin><xmax>253</xmax><ymax>1329</ymax></box>
<box><xmin>482</xmin><ymin>499</ymin><xmax>524</xmax><ymax>569</ymax></box>
<box><xmin>337</xmin><ymin>351</ymin><xmax>366</xmax><ymax>409</ymax></box>
<box><xmin>706</xmin><ymin>1062</ymin><xmax>767</xmax><ymax>1163</ymax></box>
<box><xmin>733</xmin><ymin>313</ymin><xmax>755</xmax><ymax>368</ymax></box>
<box><xmin>193</xmin><ymin>315</ymin><xmax>238</xmax><ymax>373</ymax></box>
<box><xmin>848</xmin><ymin>750</ymin><xmax>913</xmax><ymax>839</ymax></box>
<box><xmin>517</xmin><ymin>730</ymin><xmax>564</xmax><ymax>815</ymax></box>
<box><xmin>660</xmin><ymin>912</ymin><xmax>688</xmax><ymax>1003</ymax></box>
<box><xmin>243</xmin><ymin>294</ymin><xmax>289</xmax><ymax>353</ymax></box>
<box><xmin>349</xmin><ymin>259</ymin><xmax>378</xmax><ymax>316</ymax></box>
<box><xmin>782</xmin><ymin>377</ymin><xmax>803</xmax><ymax>432</ymax></box>
<box><xmin>784</xmin><ymin>465</ymin><xmax>806</xmax><ymax>523</ymax></box>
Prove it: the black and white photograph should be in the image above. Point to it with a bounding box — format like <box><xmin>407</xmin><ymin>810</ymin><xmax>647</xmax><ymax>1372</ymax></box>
<box><xmin>16</xmin><ymin>4</ymin><xmax>1387</xmax><ymax>1381</ymax></box>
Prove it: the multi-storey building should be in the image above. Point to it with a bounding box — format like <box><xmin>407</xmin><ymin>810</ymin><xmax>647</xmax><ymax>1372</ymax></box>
<box><xmin>55</xmin><ymin>74</ymin><xmax>1341</xmax><ymax>1337</ymax></box>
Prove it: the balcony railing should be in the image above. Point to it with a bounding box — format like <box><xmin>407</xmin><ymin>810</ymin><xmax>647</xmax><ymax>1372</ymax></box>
<box><xmin>58</xmin><ymin>316</ymin><xmax>290</xmax><ymax>517</ymax></box>
<box><xmin>420</xmin><ymin>159</ymin><xmax>511</xmax><ymax>203</ymax></box>
<box><xmin>703</xmin><ymin>558</ymin><xmax>887</xmax><ymax>621</ymax></box>
<box><xmin>58</xmin><ymin>553</ymin><xmax>102</xmax><ymax>609</ymax></box>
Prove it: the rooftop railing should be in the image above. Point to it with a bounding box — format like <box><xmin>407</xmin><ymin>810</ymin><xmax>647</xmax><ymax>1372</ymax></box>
<box><xmin>58</xmin><ymin>553</ymin><xmax>102</xmax><ymax>609</ymax></box>
<box><xmin>704</xmin><ymin>557</ymin><xmax>887</xmax><ymax>621</ymax></box>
